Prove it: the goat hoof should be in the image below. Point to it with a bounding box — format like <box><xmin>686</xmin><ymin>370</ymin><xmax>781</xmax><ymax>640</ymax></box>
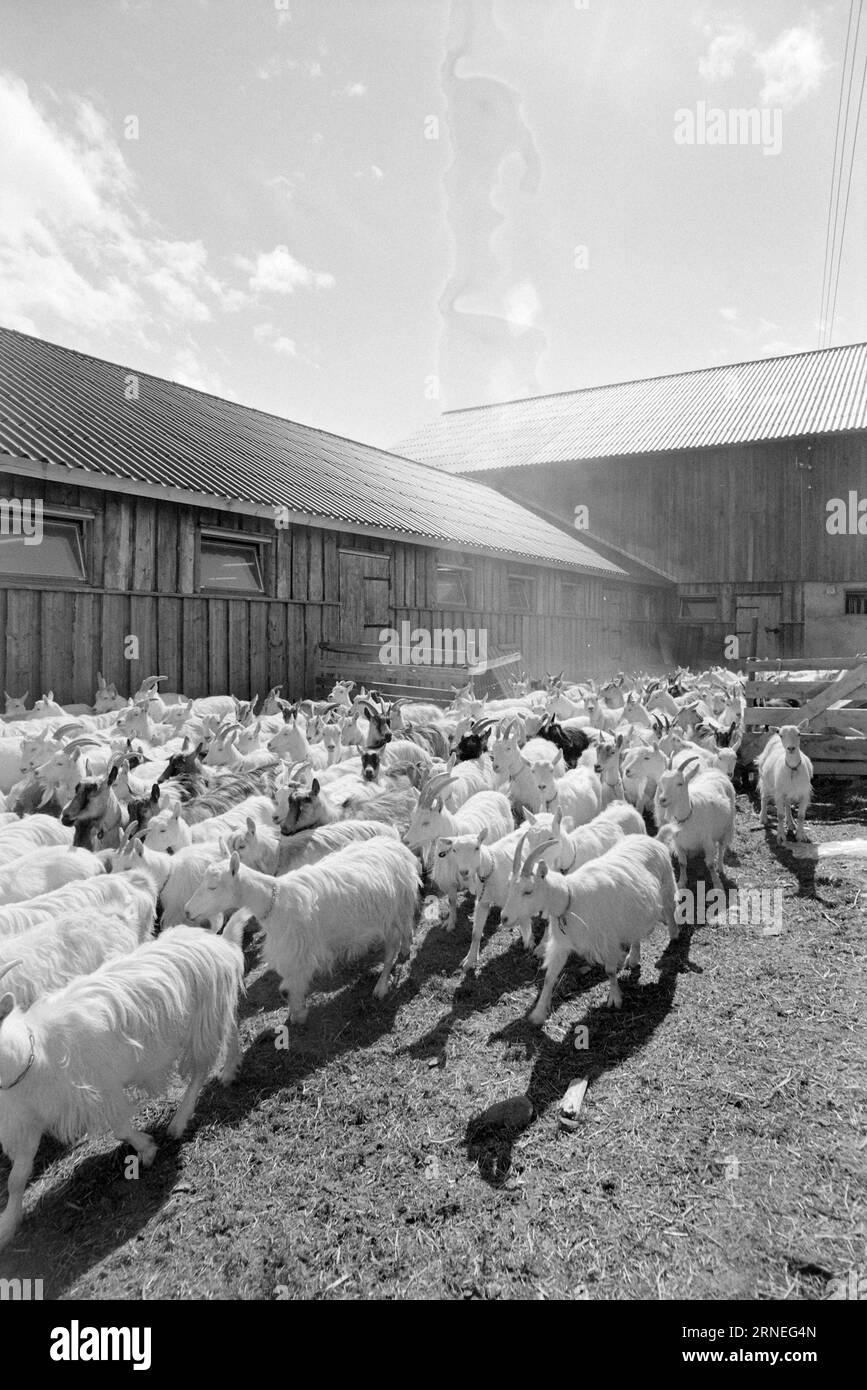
<box><xmin>139</xmin><ymin>1137</ymin><xmax>159</xmax><ymax>1163</ymax></box>
<box><xmin>528</xmin><ymin>1007</ymin><xmax>547</xmax><ymax>1027</ymax></box>
<box><xmin>460</xmin><ymin>955</ymin><xmax>478</xmax><ymax>974</ymax></box>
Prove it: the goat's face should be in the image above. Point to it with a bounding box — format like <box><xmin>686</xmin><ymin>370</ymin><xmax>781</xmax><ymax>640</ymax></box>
<box><xmin>406</xmin><ymin>799</ymin><xmax>447</xmax><ymax>849</ymax></box>
<box><xmin>490</xmin><ymin>736</ymin><xmax>520</xmax><ymax>779</ymax></box>
<box><xmin>60</xmin><ymin>779</ymin><xmax>102</xmax><ymax>826</ymax></box>
<box><xmin>500</xmin><ymin>866</ymin><xmax>550</xmax><ymax>928</ymax></box>
<box><xmin>158</xmin><ymin>746</ymin><xmax>204</xmax><ymax>783</ymax></box>
<box><xmin>447</xmin><ymin>833</ymin><xmax>486</xmax><ymax>884</ymax></box>
<box><xmin>184</xmin><ymin>855</ymin><xmax>238</xmax><ymax>921</ymax></box>
<box><xmin>360</xmin><ymin>750</ymin><xmax>382</xmax><ymax>783</ymax></box>
<box><xmin>4</xmin><ymin>690</ymin><xmax>28</xmax><ymax>716</ymax></box>
<box><xmin>143</xmin><ymin>806</ymin><xmax>187</xmax><ymax>853</ymax></box>
<box><xmin>654</xmin><ymin>764</ymin><xmax>699</xmax><ymax>818</ymax></box>
<box><xmin>278</xmin><ymin>780</ymin><xmax>324</xmax><ymax>834</ymax></box>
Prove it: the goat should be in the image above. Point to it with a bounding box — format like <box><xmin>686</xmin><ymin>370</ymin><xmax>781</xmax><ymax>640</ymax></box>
<box><xmin>0</xmin><ymin>871</ymin><xmax>156</xmax><ymax>1007</ymax></box>
<box><xmin>654</xmin><ymin>757</ymin><xmax>736</xmax><ymax>887</ymax></box>
<box><xmin>0</xmin><ymin>869</ymin><xmax>157</xmax><ymax>939</ymax></box>
<box><xmin>185</xmin><ymin>839</ymin><xmax>421</xmax><ymax>1022</ymax></box>
<box><xmin>501</xmin><ymin>836</ymin><xmax>679</xmax><ymax>1021</ymax></box>
<box><xmin>0</xmin><ymin>814</ymin><xmax>73</xmax><ymax>866</ymax></box>
<box><xmin>109</xmin><ymin>827</ymin><xmax>230</xmax><ymax>929</ymax></box>
<box><xmin>0</xmin><ymin>917</ymin><xmax>246</xmax><ymax>1250</ymax></box>
<box><xmin>60</xmin><ymin>766</ymin><xmax>129</xmax><ymax>849</ymax></box>
<box><xmin>532</xmin><ymin>763</ymin><xmax>602</xmax><ymax>826</ymax></box>
<box><xmin>444</xmin><ymin>814</ymin><xmax>556</xmax><ymax>971</ymax></box>
<box><xmin>0</xmin><ymin>846</ymin><xmax>103</xmax><ymax>907</ymax></box>
<box><xmin>756</xmin><ymin>723</ymin><xmax>813</xmax><ymax>842</ymax></box>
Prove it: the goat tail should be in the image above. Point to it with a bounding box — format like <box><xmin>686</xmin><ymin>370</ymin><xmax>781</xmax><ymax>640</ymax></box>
<box><xmin>792</xmin><ymin>838</ymin><xmax>867</xmax><ymax>862</ymax></box>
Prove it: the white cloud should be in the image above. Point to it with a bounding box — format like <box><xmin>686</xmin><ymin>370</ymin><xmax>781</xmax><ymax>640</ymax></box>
<box><xmin>354</xmin><ymin>165</ymin><xmax>384</xmax><ymax>182</ymax></box>
<box><xmin>254</xmin><ymin>321</ymin><xmax>300</xmax><ymax>360</ymax></box>
<box><xmin>698</xmin><ymin>25</ymin><xmax>752</xmax><ymax>82</ymax></box>
<box><xmin>238</xmin><ymin>244</ymin><xmax>335</xmax><ymax>296</ymax></box>
<box><xmin>697</xmin><ymin>19</ymin><xmax>829</xmax><ymax>108</ymax></box>
<box><xmin>719</xmin><ymin>306</ymin><xmax>738</xmax><ymax>322</ymax></box>
<box><xmin>755</xmin><ymin>25</ymin><xmax>829</xmax><ymax>108</ymax></box>
<box><xmin>0</xmin><ymin>70</ymin><xmax>251</xmax><ymax>342</ymax></box>
<box><xmin>273</xmin><ymin>336</ymin><xmax>297</xmax><ymax>356</ymax></box>
<box><xmin>341</xmin><ymin>82</ymin><xmax>367</xmax><ymax>97</ymax></box>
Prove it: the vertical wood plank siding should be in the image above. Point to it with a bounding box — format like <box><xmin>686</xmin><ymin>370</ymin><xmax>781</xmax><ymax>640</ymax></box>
<box><xmin>0</xmin><ymin>478</ymin><xmax>669</xmax><ymax>701</ymax></box>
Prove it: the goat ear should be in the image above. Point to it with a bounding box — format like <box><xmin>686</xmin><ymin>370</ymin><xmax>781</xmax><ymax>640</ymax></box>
<box><xmin>172</xmin><ymin>802</ymin><xmax>181</xmax><ymax>819</ymax></box>
<box><xmin>684</xmin><ymin>761</ymin><xmax>703</xmax><ymax>784</ymax></box>
<box><xmin>246</xmin><ymin>816</ymin><xmax>256</xmax><ymax>834</ymax></box>
<box><xmin>150</xmin><ymin>784</ymin><xmax>161</xmax><ymax>803</ymax></box>
<box><xmin>229</xmin><ymin>851</ymin><xmax>241</xmax><ymax>876</ymax></box>
<box><xmin>0</xmin><ymin>993</ymin><xmax>15</xmax><ymax>1025</ymax></box>
<box><xmin>476</xmin><ymin>828</ymin><xmax>487</xmax><ymax>847</ymax></box>
<box><xmin>133</xmin><ymin>838</ymin><xmax>144</xmax><ymax>857</ymax></box>
<box><xmin>311</xmin><ymin>778</ymin><xmax>320</xmax><ymax>796</ymax></box>
<box><xmin>537</xmin><ymin>861</ymin><xmax>549</xmax><ymax>879</ymax></box>
<box><xmin>107</xmin><ymin>765</ymin><xmax>118</xmax><ymax>786</ymax></box>
<box><xmin>524</xmin><ymin>809</ymin><xmax>536</xmax><ymax>825</ymax></box>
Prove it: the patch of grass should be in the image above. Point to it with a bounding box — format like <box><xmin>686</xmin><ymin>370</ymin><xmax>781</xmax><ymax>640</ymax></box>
<box><xmin>1</xmin><ymin>784</ymin><xmax>865</xmax><ymax>1300</ymax></box>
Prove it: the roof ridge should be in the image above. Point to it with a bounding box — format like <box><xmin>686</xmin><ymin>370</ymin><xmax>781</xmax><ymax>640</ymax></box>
<box><xmin>438</xmin><ymin>340</ymin><xmax>867</xmax><ymax>417</ymax></box>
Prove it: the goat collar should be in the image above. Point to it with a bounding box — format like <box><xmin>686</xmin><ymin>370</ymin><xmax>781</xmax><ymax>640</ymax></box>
<box><xmin>257</xmin><ymin>879</ymin><xmax>280</xmax><ymax>925</ymax></box>
<box><xmin>0</xmin><ymin>1030</ymin><xmax>36</xmax><ymax>1090</ymax></box>
<box><xmin>557</xmin><ymin>885</ymin><xmax>574</xmax><ymax>927</ymax></box>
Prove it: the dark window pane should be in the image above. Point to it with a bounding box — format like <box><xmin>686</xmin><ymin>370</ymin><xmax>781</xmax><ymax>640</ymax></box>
<box><xmin>0</xmin><ymin>518</ymin><xmax>86</xmax><ymax>580</ymax></box>
<box><xmin>680</xmin><ymin>596</ymin><xmax>719</xmax><ymax>619</ymax></box>
<box><xmin>508</xmin><ymin>576</ymin><xmax>534</xmax><ymax>611</ymax></box>
<box><xmin>845</xmin><ymin>591</ymin><xmax>867</xmax><ymax>615</ymax></box>
<box><xmin>435</xmin><ymin>567</ymin><xmax>470</xmax><ymax>606</ymax></box>
<box><xmin>200</xmin><ymin>538</ymin><xmax>264</xmax><ymax>593</ymax></box>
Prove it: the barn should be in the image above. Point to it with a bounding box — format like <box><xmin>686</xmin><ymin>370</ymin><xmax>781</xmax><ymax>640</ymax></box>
<box><xmin>399</xmin><ymin>343</ymin><xmax>867</xmax><ymax>667</ymax></box>
<box><xmin>0</xmin><ymin>327</ymin><xmax>669</xmax><ymax>706</ymax></box>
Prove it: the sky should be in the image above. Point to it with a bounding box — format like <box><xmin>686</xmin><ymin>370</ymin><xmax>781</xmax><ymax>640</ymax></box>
<box><xmin>0</xmin><ymin>0</ymin><xmax>864</xmax><ymax>450</ymax></box>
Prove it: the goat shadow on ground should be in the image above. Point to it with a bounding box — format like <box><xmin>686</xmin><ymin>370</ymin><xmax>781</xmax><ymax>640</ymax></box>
<box><xmin>0</xmin><ymin>1129</ymin><xmax>181</xmax><ymax>1297</ymax></box>
<box><xmin>463</xmin><ymin>926</ymin><xmax>692</xmax><ymax>1187</ymax></box>
<box><xmin>191</xmin><ymin>888</ymin><xmax>484</xmax><ymax>1138</ymax></box>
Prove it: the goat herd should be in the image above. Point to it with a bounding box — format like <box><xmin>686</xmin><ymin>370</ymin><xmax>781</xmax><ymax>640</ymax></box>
<box><xmin>0</xmin><ymin>666</ymin><xmax>831</xmax><ymax>1253</ymax></box>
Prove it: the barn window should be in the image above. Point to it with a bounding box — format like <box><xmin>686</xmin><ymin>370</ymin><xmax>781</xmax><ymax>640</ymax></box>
<box><xmin>436</xmin><ymin>564</ymin><xmax>472</xmax><ymax>607</ymax></box>
<box><xmin>679</xmin><ymin>595</ymin><xmax>720</xmax><ymax>620</ymax></box>
<box><xmin>0</xmin><ymin>509</ymin><xmax>88</xmax><ymax>582</ymax></box>
<box><xmin>507</xmin><ymin>573</ymin><xmax>536</xmax><ymax>611</ymax></box>
<box><xmin>199</xmin><ymin>532</ymin><xmax>266</xmax><ymax>594</ymax></box>
<box><xmin>560</xmin><ymin>581</ymin><xmax>585</xmax><ymax>614</ymax></box>
<box><xmin>845</xmin><ymin>591</ymin><xmax>867</xmax><ymax>615</ymax></box>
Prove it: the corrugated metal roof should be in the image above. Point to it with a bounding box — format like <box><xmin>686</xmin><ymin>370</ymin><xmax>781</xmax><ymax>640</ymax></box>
<box><xmin>397</xmin><ymin>342</ymin><xmax>867</xmax><ymax>474</ymax></box>
<box><xmin>0</xmin><ymin>326</ymin><xmax>626</xmax><ymax>577</ymax></box>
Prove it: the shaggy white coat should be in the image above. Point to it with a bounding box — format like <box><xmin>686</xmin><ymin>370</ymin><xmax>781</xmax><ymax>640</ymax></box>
<box><xmin>501</xmin><ymin>837</ymin><xmax>679</xmax><ymax>1021</ymax></box>
<box><xmin>185</xmin><ymin>839</ymin><xmax>421</xmax><ymax>1023</ymax></box>
<box><xmin>0</xmin><ymin>846</ymin><xmax>103</xmax><ymax>907</ymax></box>
<box><xmin>0</xmin><ymin>920</ymin><xmax>245</xmax><ymax>1250</ymax></box>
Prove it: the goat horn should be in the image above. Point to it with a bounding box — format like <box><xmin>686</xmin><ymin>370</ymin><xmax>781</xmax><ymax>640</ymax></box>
<box><xmin>0</xmin><ymin>960</ymin><xmax>23</xmax><ymax>983</ymax></box>
<box><xmin>521</xmin><ymin>839</ymin><xmax>559</xmax><ymax>874</ymax></box>
<box><xmin>511</xmin><ymin>829</ymin><xmax>531</xmax><ymax>878</ymax></box>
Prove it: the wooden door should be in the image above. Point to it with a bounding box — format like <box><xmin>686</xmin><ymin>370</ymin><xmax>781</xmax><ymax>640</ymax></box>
<box><xmin>735</xmin><ymin>592</ymin><xmax>782</xmax><ymax>659</ymax></box>
<box><xmin>338</xmin><ymin>549</ymin><xmax>391</xmax><ymax>644</ymax></box>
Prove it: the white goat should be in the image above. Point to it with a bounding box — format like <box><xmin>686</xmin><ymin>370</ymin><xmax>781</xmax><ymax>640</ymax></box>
<box><xmin>757</xmin><ymin>724</ymin><xmax>813</xmax><ymax>842</ymax></box>
<box><xmin>145</xmin><ymin>794</ymin><xmax>275</xmax><ymax>851</ymax></box>
<box><xmin>0</xmin><ymin>846</ymin><xmax>103</xmax><ymax>907</ymax></box>
<box><xmin>0</xmin><ymin>918</ymin><xmax>245</xmax><ymax>1250</ymax></box>
<box><xmin>228</xmin><ymin>816</ymin><xmax>399</xmax><ymax>875</ymax></box>
<box><xmin>0</xmin><ymin>869</ymin><xmax>157</xmax><ymax>939</ymax></box>
<box><xmin>501</xmin><ymin>836</ymin><xmax>679</xmax><ymax>1021</ymax></box>
<box><xmin>185</xmin><ymin>839</ymin><xmax>421</xmax><ymax>1021</ymax></box>
<box><xmin>444</xmin><ymin>813</ymin><xmax>556</xmax><ymax>971</ymax></box>
<box><xmin>109</xmin><ymin>832</ymin><xmax>230</xmax><ymax>929</ymax></box>
<box><xmin>0</xmin><ymin>872</ymin><xmax>156</xmax><ymax>1007</ymax></box>
<box><xmin>654</xmin><ymin>758</ymin><xmax>736</xmax><ymax>887</ymax></box>
<box><xmin>532</xmin><ymin>763</ymin><xmax>602</xmax><ymax>826</ymax></box>
<box><xmin>0</xmin><ymin>814</ymin><xmax>73</xmax><ymax>866</ymax></box>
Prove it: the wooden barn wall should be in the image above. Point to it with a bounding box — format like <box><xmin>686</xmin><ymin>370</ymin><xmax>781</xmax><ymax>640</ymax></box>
<box><xmin>498</xmin><ymin>433</ymin><xmax>867</xmax><ymax>585</ymax></box>
<box><xmin>0</xmin><ymin>477</ymin><xmax>672</xmax><ymax>703</ymax></box>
